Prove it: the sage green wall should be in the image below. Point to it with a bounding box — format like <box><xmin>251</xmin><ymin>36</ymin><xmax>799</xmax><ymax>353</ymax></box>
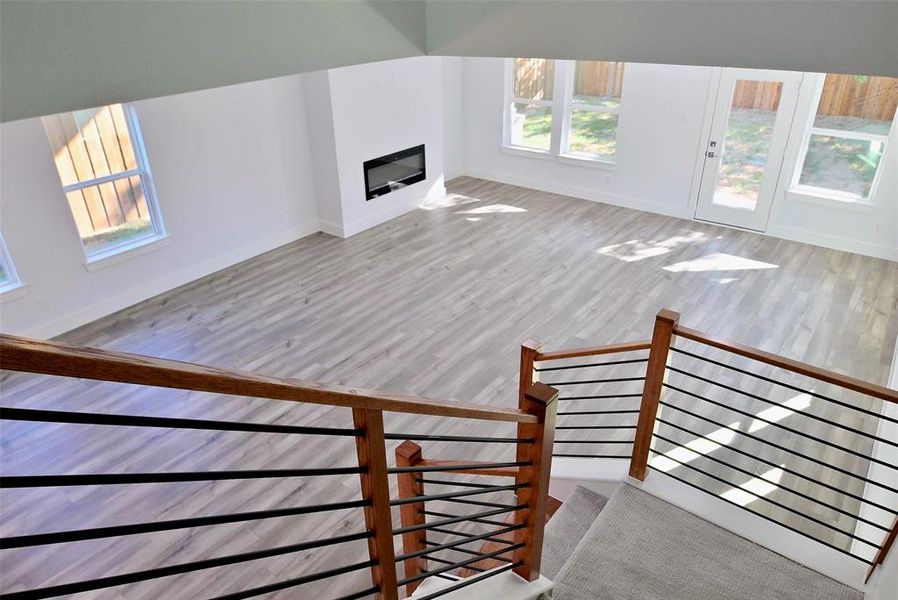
<box><xmin>425</xmin><ymin>1</ymin><xmax>898</xmax><ymax>78</ymax></box>
<box><xmin>0</xmin><ymin>0</ymin><xmax>425</xmax><ymax>122</ymax></box>
<box><xmin>3</xmin><ymin>0</ymin><xmax>897</xmax><ymax>123</ymax></box>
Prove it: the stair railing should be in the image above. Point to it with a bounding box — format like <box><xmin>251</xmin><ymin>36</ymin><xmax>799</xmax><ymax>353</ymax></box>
<box><xmin>531</xmin><ymin>308</ymin><xmax>898</xmax><ymax>582</ymax></box>
<box><xmin>0</xmin><ymin>334</ymin><xmax>557</xmax><ymax>600</ymax></box>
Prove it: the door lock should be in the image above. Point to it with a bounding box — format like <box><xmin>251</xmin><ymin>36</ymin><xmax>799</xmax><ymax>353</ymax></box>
<box><xmin>706</xmin><ymin>151</ymin><xmax>716</xmax><ymax>158</ymax></box>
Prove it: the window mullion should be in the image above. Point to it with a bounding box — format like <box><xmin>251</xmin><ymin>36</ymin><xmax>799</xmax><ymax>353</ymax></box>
<box><xmin>61</xmin><ymin>169</ymin><xmax>144</xmax><ymax>194</ymax></box>
<box><xmin>552</xmin><ymin>60</ymin><xmax>572</xmax><ymax>156</ymax></box>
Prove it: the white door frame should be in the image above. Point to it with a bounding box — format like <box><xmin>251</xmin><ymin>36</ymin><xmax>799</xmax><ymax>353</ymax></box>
<box><xmin>693</xmin><ymin>68</ymin><xmax>803</xmax><ymax>232</ymax></box>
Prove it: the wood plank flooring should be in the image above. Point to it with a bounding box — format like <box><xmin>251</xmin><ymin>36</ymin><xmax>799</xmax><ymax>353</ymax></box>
<box><xmin>1</xmin><ymin>176</ymin><xmax>896</xmax><ymax>597</ymax></box>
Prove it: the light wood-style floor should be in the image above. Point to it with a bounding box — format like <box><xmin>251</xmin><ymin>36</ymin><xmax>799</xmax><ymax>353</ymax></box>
<box><xmin>1</xmin><ymin>177</ymin><xmax>896</xmax><ymax>598</ymax></box>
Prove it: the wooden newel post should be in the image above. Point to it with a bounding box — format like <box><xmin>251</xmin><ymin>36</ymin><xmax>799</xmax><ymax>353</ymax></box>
<box><xmin>513</xmin><ymin>381</ymin><xmax>558</xmax><ymax>582</ymax></box>
<box><xmin>395</xmin><ymin>441</ymin><xmax>427</xmax><ymax>596</ymax></box>
<box><xmin>519</xmin><ymin>340</ymin><xmax>542</xmax><ymax>405</ymax></box>
<box><xmin>352</xmin><ymin>408</ymin><xmax>399</xmax><ymax>600</ymax></box>
<box><xmin>629</xmin><ymin>309</ymin><xmax>679</xmax><ymax>481</ymax></box>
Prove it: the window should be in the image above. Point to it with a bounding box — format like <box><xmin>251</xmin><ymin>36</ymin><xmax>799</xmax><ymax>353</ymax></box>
<box><xmin>562</xmin><ymin>61</ymin><xmax>625</xmax><ymax>162</ymax></box>
<box><xmin>791</xmin><ymin>74</ymin><xmax>898</xmax><ymax>203</ymax></box>
<box><xmin>506</xmin><ymin>58</ymin><xmax>555</xmax><ymax>151</ymax></box>
<box><xmin>42</xmin><ymin>104</ymin><xmax>164</xmax><ymax>261</ymax></box>
<box><xmin>0</xmin><ymin>234</ymin><xmax>22</xmax><ymax>294</ymax></box>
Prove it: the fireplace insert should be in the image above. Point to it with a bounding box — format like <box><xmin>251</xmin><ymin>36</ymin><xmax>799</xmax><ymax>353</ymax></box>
<box><xmin>363</xmin><ymin>144</ymin><xmax>426</xmax><ymax>200</ymax></box>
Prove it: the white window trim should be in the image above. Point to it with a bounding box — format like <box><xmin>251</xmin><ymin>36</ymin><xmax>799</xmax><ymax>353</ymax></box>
<box><xmin>502</xmin><ymin>58</ymin><xmax>558</xmax><ymax>155</ymax></box>
<box><xmin>502</xmin><ymin>59</ymin><xmax>623</xmax><ymax>168</ymax></box>
<box><xmin>55</xmin><ymin>104</ymin><xmax>167</xmax><ymax>268</ymax></box>
<box><xmin>788</xmin><ymin>74</ymin><xmax>896</xmax><ymax>206</ymax></box>
<box><xmin>559</xmin><ymin>61</ymin><xmax>622</xmax><ymax>165</ymax></box>
<box><xmin>0</xmin><ymin>234</ymin><xmax>25</xmax><ymax>300</ymax></box>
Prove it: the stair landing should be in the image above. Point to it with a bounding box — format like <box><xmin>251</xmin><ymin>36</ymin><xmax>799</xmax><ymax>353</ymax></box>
<box><xmin>552</xmin><ymin>484</ymin><xmax>863</xmax><ymax>600</ymax></box>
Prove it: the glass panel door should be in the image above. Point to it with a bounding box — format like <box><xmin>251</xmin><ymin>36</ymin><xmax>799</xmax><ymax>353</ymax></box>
<box><xmin>695</xmin><ymin>69</ymin><xmax>803</xmax><ymax>231</ymax></box>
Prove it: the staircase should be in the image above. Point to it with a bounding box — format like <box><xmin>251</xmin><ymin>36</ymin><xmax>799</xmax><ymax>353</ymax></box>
<box><xmin>545</xmin><ymin>485</ymin><xmax>862</xmax><ymax>600</ymax></box>
<box><xmin>1</xmin><ymin>308</ymin><xmax>896</xmax><ymax>599</ymax></box>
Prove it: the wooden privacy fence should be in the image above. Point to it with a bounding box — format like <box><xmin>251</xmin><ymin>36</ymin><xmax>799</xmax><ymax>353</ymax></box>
<box><xmin>42</xmin><ymin>105</ymin><xmax>149</xmax><ymax>238</ymax></box>
<box><xmin>732</xmin><ymin>74</ymin><xmax>898</xmax><ymax>119</ymax></box>
<box><xmin>513</xmin><ymin>59</ymin><xmax>625</xmax><ymax>100</ymax></box>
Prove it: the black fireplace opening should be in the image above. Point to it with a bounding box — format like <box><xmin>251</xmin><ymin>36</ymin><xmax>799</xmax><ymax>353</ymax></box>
<box><xmin>363</xmin><ymin>144</ymin><xmax>426</xmax><ymax>200</ymax></box>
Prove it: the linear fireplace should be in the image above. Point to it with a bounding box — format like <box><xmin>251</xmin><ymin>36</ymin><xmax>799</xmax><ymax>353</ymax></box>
<box><xmin>363</xmin><ymin>144</ymin><xmax>426</xmax><ymax>200</ymax></box>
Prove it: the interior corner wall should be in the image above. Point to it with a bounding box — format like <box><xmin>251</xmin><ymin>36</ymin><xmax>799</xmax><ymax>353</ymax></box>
<box><xmin>303</xmin><ymin>70</ymin><xmax>345</xmax><ymax>236</ymax></box>
<box><xmin>441</xmin><ymin>57</ymin><xmax>467</xmax><ymax>181</ymax></box>
<box><xmin>0</xmin><ymin>75</ymin><xmax>320</xmax><ymax>338</ymax></box>
<box><xmin>324</xmin><ymin>56</ymin><xmax>447</xmax><ymax>237</ymax></box>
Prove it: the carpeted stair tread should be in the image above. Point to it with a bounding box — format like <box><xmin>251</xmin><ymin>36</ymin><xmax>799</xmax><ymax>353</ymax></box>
<box><xmin>554</xmin><ymin>484</ymin><xmax>863</xmax><ymax>600</ymax></box>
<box><xmin>541</xmin><ymin>486</ymin><xmax>609</xmax><ymax>580</ymax></box>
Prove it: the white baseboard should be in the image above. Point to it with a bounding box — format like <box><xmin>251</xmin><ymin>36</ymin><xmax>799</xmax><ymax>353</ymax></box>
<box><xmin>341</xmin><ymin>183</ymin><xmax>446</xmax><ymax>238</ymax></box>
<box><xmin>767</xmin><ymin>224</ymin><xmax>898</xmax><ymax>262</ymax></box>
<box><xmin>464</xmin><ymin>167</ymin><xmax>693</xmax><ymax>220</ymax></box>
<box><xmin>24</xmin><ymin>222</ymin><xmax>322</xmax><ymax>339</ymax></box>
<box><xmin>461</xmin><ymin>169</ymin><xmax>898</xmax><ymax>262</ymax></box>
<box><xmin>318</xmin><ymin>220</ymin><xmax>345</xmax><ymax>238</ymax></box>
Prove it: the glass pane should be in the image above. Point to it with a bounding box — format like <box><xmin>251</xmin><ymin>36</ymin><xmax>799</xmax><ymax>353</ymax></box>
<box><xmin>573</xmin><ymin>61</ymin><xmax>624</xmax><ymax>108</ymax></box>
<box><xmin>66</xmin><ymin>176</ymin><xmax>156</xmax><ymax>256</ymax></box>
<box><xmin>798</xmin><ymin>135</ymin><xmax>882</xmax><ymax>198</ymax></box>
<box><xmin>42</xmin><ymin>104</ymin><xmax>138</xmax><ymax>186</ymax></box>
<box><xmin>567</xmin><ymin>110</ymin><xmax>618</xmax><ymax>159</ymax></box>
<box><xmin>813</xmin><ymin>75</ymin><xmax>898</xmax><ymax>135</ymax></box>
<box><xmin>510</xmin><ymin>103</ymin><xmax>552</xmax><ymax>150</ymax></box>
<box><xmin>513</xmin><ymin>58</ymin><xmax>554</xmax><ymax>101</ymax></box>
<box><xmin>0</xmin><ymin>262</ymin><xmax>9</xmax><ymax>285</ymax></box>
<box><xmin>713</xmin><ymin>80</ymin><xmax>783</xmax><ymax>211</ymax></box>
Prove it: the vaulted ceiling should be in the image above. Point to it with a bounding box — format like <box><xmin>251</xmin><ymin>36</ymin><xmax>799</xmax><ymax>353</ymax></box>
<box><xmin>2</xmin><ymin>0</ymin><xmax>896</xmax><ymax>123</ymax></box>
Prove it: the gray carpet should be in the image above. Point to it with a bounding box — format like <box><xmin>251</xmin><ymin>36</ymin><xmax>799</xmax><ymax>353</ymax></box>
<box><xmin>553</xmin><ymin>484</ymin><xmax>863</xmax><ymax>600</ymax></box>
<box><xmin>542</xmin><ymin>486</ymin><xmax>610</xmax><ymax>580</ymax></box>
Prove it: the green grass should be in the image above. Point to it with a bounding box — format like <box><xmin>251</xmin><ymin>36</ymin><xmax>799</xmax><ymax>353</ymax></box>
<box><xmin>519</xmin><ymin>104</ymin><xmax>618</xmax><ymax>158</ymax></box>
<box><xmin>82</xmin><ymin>218</ymin><xmax>154</xmax><ymax>255</ymax></box>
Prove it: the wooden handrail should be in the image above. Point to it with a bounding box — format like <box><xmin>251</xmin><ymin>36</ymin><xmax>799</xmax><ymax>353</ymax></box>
<box><xmin>534</xmin><ymin>340</ymin><xmax>652</xmax><ymax>362</ymax></box>
<box><xmin>0</xmin><ymin>334</ymin><xmax>536</xmax><ymax>423</ymax></box>
<box><xmin>674</xmin><ymin>325</ymin><xmax>898</xmax><ymax>404</ymax></box>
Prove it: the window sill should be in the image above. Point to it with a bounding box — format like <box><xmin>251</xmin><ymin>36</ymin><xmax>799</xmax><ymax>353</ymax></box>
<box><xmin>500</xmin><ymin>145</ymin><xmax>553</xmax><ymax>160</ymax></box>
<box><xmin>557</xmin><ymin>153</ymin><xmax>616</xmax><ymax>170</ymax></box>
<box><xmin>785</xmin><ymin>188</ymin><xmax>875</xmax><ymax>213</ymax></box>
<box><xmin>0</xmin><ymin>282</ymin><xmax>28</xmax><ymax>303</ymax></box>
<box><xmin>84</xmin><ymin>233</ymin><xmax>170</xmax><ymax>272</ymax></box>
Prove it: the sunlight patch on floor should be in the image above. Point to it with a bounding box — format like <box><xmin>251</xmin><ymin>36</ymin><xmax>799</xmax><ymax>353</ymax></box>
<box><xmin>650</xmin><ymin>421</ymin><xmax>740</xmax><ymax>473</ymax></box>
<box><xmin>748</xmin><ymin>393</ymin><xmax>813</xmax><ymax>434</ymax></box>
<box><xmin>598</xmin><ymin>232</ymin><xmax>706</xmax><ymax>263</ymax></box>
<box><xmin>720</xmin><ymin>467</ymin><xmax>785</xmax><ymax>507</ymax></box>
<box><xmin>456</xmin><ymin>204</ymin><xmax>527</xmax><ymax>214</ymax></box>
<box><xmin>663</xmin><ymin>253</ymin><xmax>778</xmax><ymax>273</ymax></box>
<box><xmin>420</xmin><ymin>192</ymin><xmax>482</xmax><ymax>210</ymax></box>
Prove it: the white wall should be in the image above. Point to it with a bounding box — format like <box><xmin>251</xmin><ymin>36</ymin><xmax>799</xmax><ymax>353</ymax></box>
<box><xmin>459</xmin><ymin>57</ymin><xmax>898</xmax><ymax>261</ymax></box>
<box><xmin>0</xmin><ymin>56</ymin><xmax>455</xmax><ymax>338</ymax></box>
<box><xmin>0</xmin><ymin>75</ymin><xmax>321</xmax><ymax>338</ymax></box>
<box><xmin>319</xmin><ymin>56</ymin><xmax>447</xmax><ymax>237</ymax></box>
<box><xmin>767</xmin><ymin>76</ymin><xmax>898</xmax><ymax>260</ymax></box>
<box><xmin>464</xmin><ymin>58</ymin><xmax>712</xmax><ymax>218</ymax></box>
<box><xmin>442</xmin><ymin>57</ymin><xmax>467</xmax><ymax>180</ymax></box>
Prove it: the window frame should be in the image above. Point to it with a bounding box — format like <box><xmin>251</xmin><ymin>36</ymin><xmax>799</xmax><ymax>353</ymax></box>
<box><xmin>49</xmin><ymin>104</ymin><xmax>167</xmax><ymax>268</ymax></box>
<box><xmin>502</xmin><ymin>58</ymin><xmax>557</xmax><ymax>156</ymax></box>
<box><xmin>559</xmin><ymin>60</ymin><xmax>624</xmax><ymax>166</ymax></box>
<box><xmin>787</xmin><ymin>74</ymin><xmax>896</xmax><ymax>206</ymax></box>
<box><xmin>0</xmin><ymin>233</ymin><xmax>25</xmax><ymax>299</ymax></box>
